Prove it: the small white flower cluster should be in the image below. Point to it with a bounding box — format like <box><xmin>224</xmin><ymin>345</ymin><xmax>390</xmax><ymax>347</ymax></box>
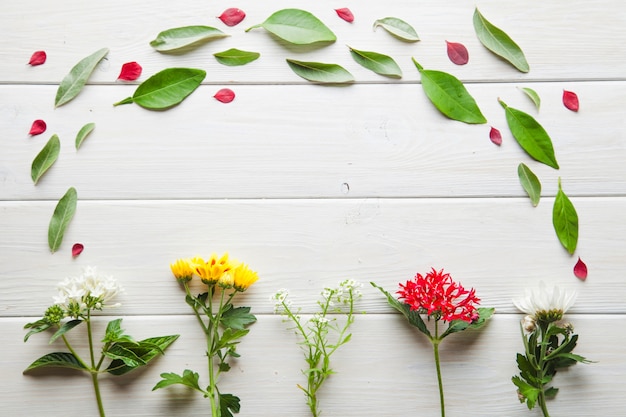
<box><xmin>271</xmin><ymin>288</ymin><xmax>291</xmax><ymax>313</ymax></box>
<box><xmin>53</xmin><ymin>267</ymin><xmax>123</xmax><ymax>316</ymax></box>
<box><xmin>310</xmin><ymin>313</ymin><xmax>330</xmax><ymax>325</ymax></box>
<box><xmin>326</xmin><ymin>279</ymin><xmax>363</xmax><ymax>306</ymax></box>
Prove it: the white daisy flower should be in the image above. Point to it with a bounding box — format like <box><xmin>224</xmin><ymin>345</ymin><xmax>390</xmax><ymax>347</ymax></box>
<box><xmin>513</xmin><ymin>282</ymin><xmax>577</xmax><ymax>323</ymax></box>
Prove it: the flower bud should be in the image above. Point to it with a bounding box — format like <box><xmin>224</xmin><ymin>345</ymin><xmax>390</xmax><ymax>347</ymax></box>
<box><xmin>522</xmin><ymin>315</ymin><xmax>536</xmax><ymax>332</ymax></box>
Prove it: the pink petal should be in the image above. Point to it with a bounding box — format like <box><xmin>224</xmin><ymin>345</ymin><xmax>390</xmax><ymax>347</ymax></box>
<box><xmin>563</xmin><ymin>90</ymin><xmax>579</xmax><ymax>112</ymax></box>
<box><xmin>335</xmin><ymin>8</ymin><xmax>354</xmax><ymax>23</ymax></box>
<box><xmin>573</xmin><ymin>257</ymin><xmax>587</xmax><ymax>280</ymax></box>
<box><xmin>446</xmin><ymin>41</ymin><xmax>469</xmax><ymax>65</ymax></box>
<box><xmin>214</xmin><ymin>88</ymin><xmax>235</xmax><ymax>103</ymax></box>
<box><xmin>72</xmin><ymin>243</ymin><xmax>84</xmax><ymax>257</ymax></box>
<box><xmin>489</xmin><ymin>127</ymin><xmax>502</xmax><ymax>146</ymax></box>
<box><xmin>218</xmin><ymin>8</ymin><xmax>246</xmax><ymax>26</ymax></box>
<box><xmin>117</xmin><ymin>61</ymin><xmax>142</xmax><ymax>81</ymax></box>
<box><xmin>29</xmin><ymin>119</ymin><xmax>47</xmax><ymax>136</ymax></box>
<box><xmin>28</xmin><ymin>50</ymin><xmax>47</xmax><ymax>66</ymax></box>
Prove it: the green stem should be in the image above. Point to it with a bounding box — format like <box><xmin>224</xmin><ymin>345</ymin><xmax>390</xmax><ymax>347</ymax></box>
<box><xmin>537</xmin><ymin>323</ymin><xmax>551</xmax><ymax>417</ymax></box>
<box><xmin>433</xmin><ymin>320</ymin><xmax>445</xmax><ymax>417</ymax></box>
<box><xmin>86</xmin><ymin>312</ymin><xmax>106</xmax><ymax>417</ymax></box>
<box><xmin>91</xmin><ymin>371</ymin><xmax>106</xmax><ymax>417</ymax></box>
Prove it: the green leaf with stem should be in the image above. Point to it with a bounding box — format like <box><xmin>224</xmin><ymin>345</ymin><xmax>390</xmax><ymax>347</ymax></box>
<box><xmin>106</xmin><ymin>335</ymin><xmax>179</xmax><ymax>375</ymax></box>
<box><xmin>103</xmin><ymin>344</ymin><xmax>146</xmax><ymax>368</ymax></box>
<box><xmin>153</xmin><ymin>369</ymin><xmax>204</xmax><ymax>392</ymax></box>
<box><xmin>373</xmin><ymin>17</ymin><xmax>419</xmax><ymax>42</ymax></box>
<box><xmin>518</xmin><ymin>163</ymin><xmax>542</xmax><ymax>206</ymax></box>
<box><xmin>23</xmin><ymin>318</ymin><xmax>53</xmax><ymax>342</ymax></box>
<box><xmin>348</xmin><ymin>46</ymin><xmax>402</xmax><ymax>78</ymax></box>
<box><xmin>150</xmin><ymin>26</ymin><xmax>228</xmax><ymax>52</ymax></box>
<box><xmin>213</xmin><ymin>48</ymin><xmax>260</xmax><ymax>66</ymax></box>
<box><xmin>371</xmin><ymin>281</ymin><xmax>431</xmax><ymax>338</ymax></box>
<box><xmin>286</xmin><ymin>59</ymin><xmax>354</xmax><ymax>84</ymax></box>
<box><xmin>440</xmin><ymin>307</ymin><xmax>494</xmax><ymax>339</ymax></box>
<box><xmin>55</xmin><ymin>48</ymin><xmax>109</xmax><ymax>107</ymax></box>
<box><xmin>31</xmin><ymin>134</ymin><xmax>60</xmax><ymax>184</ymax></box>
<box><xmin>75</xmin><ymin>122</ymin><xmax>95</xmax><ymax>150</ymax></box>
<box><xmin>48</xmin><ymin>187</ymin><xmax>78</xmax><ymax>253</ymax></box>
<box><xmin>246</xmin><ymin>9</ymin><xmax>336</xmax><ymax>45</ymax></box>
<box><xmin>24</xmin><ymin>352</ymin><xmax>87</xmax><ymax>372</ymax></box>
<box><xmin>553</xmin><ymin>177</ymin><xmax>579</xmax><ymax>254</ymax></box>
<box><xmin>473</xmin><ymin>8</ymin><xmax>529</xmax><ymax>72</ymax></box>
<box><xmin>519</xmin><ymin>87</ymin><xmax>541</xmax><ymax>110</ymax></box>
<box><xmin>49</xmin><ymin>319</ymin><xmax>82</xmax><ymax>344</ymax></box>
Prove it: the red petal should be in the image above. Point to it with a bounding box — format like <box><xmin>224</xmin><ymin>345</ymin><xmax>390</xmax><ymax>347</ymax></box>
<box><xmin>335</xmin><ymin>8</ymin><xmax>354</xmax><ymax>23</ymax></box>
<box><xmin>446</xmin><ymin>41</ymin><xmax>469</xmax><ymax>65</ymax></box>
<box><xmin>28</xmin><ymin>50</ymin><xmax>47</xmax><ymax>66</ymax></box>
<box><xmin>573</xmin><ymin>257</ymin><xmax>588</xmax><ymax>280</ymax></box>
<box><xmin>218</xmin><ymin>8</ymin><xmax>246</xmax><ymax>26</ymax></box>
<box><xmin>72</xmin><ymin>243</ymin><xmax>84</xmax><ymax>257</ymax></box>
<box><xmin>214</xmin><ymin>88</ymin><xmax>235</xmax><ymax>103</ymax></box>
<box><xmin>563</xmin><ymin>90</ymin><xmax>579</xmax><ymax>112</ymax></box>
<box><xmin>29</xmin><ymin>119</ymin><xmax>47</xmax><ymax>136</ymax></box>
<box><xmin>489</xmin><ymin>127</ymin><xmax>502</xmax><ymax>146</ymax></box>
<box><xmin>117</xmin><ymin>61</ymin><xmax>142</xmax><ymax>81</ymax></box>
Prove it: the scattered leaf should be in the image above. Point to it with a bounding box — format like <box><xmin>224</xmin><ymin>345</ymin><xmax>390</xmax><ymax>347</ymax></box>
<box><xmin>246</xmin><ymin>9</ymin><xmax>336</xmax><ymax>45</ymax></box>
<box><xmin>29</xmin><ymin>119</ymin><xmax>47</xmax><ymax>136</ymax></box>
<box><xmin>489</xmin><ymin>126</ymin><xmax>502</xmax><ymax>145</ymax></box>
<box><xmin>114</xmin><ymin>68</ymin><xmax>206</xmax><ymax>110</ymax></box>
<box><xmin>553</xmin><ymin>177</ymin><xmax>578</xmax><ymax>255</ymax></box>
<box><xmin>473</xmin><ymin>8</ymin><xmax>529</xmax><ymax>73</ymax></box>
<box><xmin>498</xmin><ymin>99</ymin><xmax>559</xmax><ymax>169</ymax></box>
<box><xmin>286</xmin><ymin>59</ymin><xmax>354</xmax><ymax>84</ymax></box>
<box><xmin>446</xmin><ymin>41</ymin><xmax>469</xmax><ymax>65</ymax></box>
<box><xmin>72</xmin><ymin>243</ymin><xmax>84</xmax><ymax>257</ymax></box>
<box><xmin>373</xmin><ymin>17</ymin><xmax>419</xmax><ymax>42</ymax></box>
<box><xmin>117</xmin><ymin>62</ymin><xmax>142</xmax><ymax>81</ymax></box>
<box><xmin>75</xmin><ymin>122</ymin><xmax>95</xmax><ymax>150</ymax></box>
<box><xmin>519</xmin><ymin>87</ymin><xmax>541</xmax><ymax>110</ymax></box>
<box><xmin>150</xmin><ymin>26</ymin><xmax>228</xmax><ymax>52</ymax></box>
<box><xmin>31</xmin><ymin>134</ymin><xmax>60</xmax><ymax>184</ymax></box>
<box><xmin>563</xmin><ymin>90</ymin><xmax>579</xmax><ymax>112</ymax></box>
<box><xmin>412</xmin><ymin>58</ymin><xmax>487</xmax><ymax>124</ymax></box>
<box><xmin>573</xmin><ymin>257</ymin><xmax>588</xmax><ymax>280</ymax></box>
<box><xmin>348</xmin><ymin>46</ymin><xmax>402</xmax><ymax>78</ymax></box>
<box><xmin>214</xmin><ymin>88</ymin><xmax>235</xmax><ymax>103</ymax></box>
<box><xmin>335</xmin><ymin>8</ymin><xmax>354</xmax><ymax>23</ymax></box>
<box><xmin>28</xmin><ymin>51</ymin><xmax>47</xmax><ymax>66</ymax></box>
<box><xmin>55</xmin><ymin>48</ymin><xmax>109</xmax><ymax>107</ymax></box>
<box><xmin>48</xmin><ymin>187</ymin><xmax>78</xmax><ymax>253</ymax></box>
<box><xmin>517</xmin><ymin>163</ymin><xmax>541</xmax><ymax>206</ymax></box>
<box><xmin>218</xmin><ymin>8</ymin><xmax>246</xmax><ymax>26</ymax></box>
<box><xmin>213</xmin><ymin>48</ymin><xmax>260</xmax><ymax>66</ymax></box>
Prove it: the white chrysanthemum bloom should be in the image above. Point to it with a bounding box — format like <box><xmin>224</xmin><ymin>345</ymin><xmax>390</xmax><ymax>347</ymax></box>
<box><xmin>513</xmin><ymin>282</ymin><xmax>577</xmax><ymax>324</ymax></box>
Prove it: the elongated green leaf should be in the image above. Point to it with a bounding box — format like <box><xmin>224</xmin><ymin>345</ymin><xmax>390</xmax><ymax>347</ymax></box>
<box><xmin>75</xmin><ymin>122</ymin><xmax>95</xmax><ymax>150</ymax></box>
<box><xmin>553</xmin><ymin>178</ymin><xmax>578</xmax><ymax>254</ymax></box>
<box><xmin>371</xmin><ymin>282</ymin><xmax>431</xmax><ymax>338</ymax></box>
<box><xmin>24</xmin><ymin>352</ymin><xmax>87</xmax><ymax>373</ymax></box>
<box><xmin>373</xmin><ymin>17</ymin><xmax>419</xmax><ymax>42</ymax></box>
<box><xmin>107</xmin><ymin>335</ymin><xmax>179</xmax><ymax>375</ymax></box>
<box><xmin>31</xmin><ymin>134</ymin><xmax>60</xmax><ymax>184</ymax></box>
<box><xmin>348</xmin><ymin>46</ymin><xmax>402</xmax><ymax>78</ymax></box>
<box><xmin>49</xmin><ymin>319</ymin><xmax>82</xmax><ymax>344</ymax></box>
<box><xmin>150</xmin><ymin>26</ymin><xmax>228</xmax><ymax>52</ymax></box>
<box><xmin>246</xmin><ymin>9</ymin><xmax>336</xmax><ymax>45</ymax></box>
<box><xmin>499</xmin><ymin>99</ymin><xmax>559</xmax><ymax>169</ymax></box>
<box><xmin>519</xmin><ymin>87</ymin><xmax>541</xmax><ymax>110</ymax></box>
<box><xmin>114</xmin><ymin>68</ymin><xmax>206</xmax><ymax>110</ymax></box>
<box><xmin>413</xmin><ymin>59</ymin><xmax>486</xmax><ymax>124</ymax></box>
<box><xmin>48</xmin><ymin>187</ymin><xmax>78</xmax><ymax>253</ymax></box>
<box><xmin>104</xmin><ymin>344</ymin><xmax>146</xmax><ymax>367</ymax></box>
<box><xmin>473</xmin><ymin>8</ymin><xmax>529</xmax><ymax>73</ymax></box>
<box><xmin>286</xmin><ymin>59</ymin><xmax>354</xmax><ymax>84</ymax></box>
<box><xmin>24</xmin><ymin>318</ymin><xmax>52</xmax><ymax>342</ymax></box>
<box><xmin>518</xmin><ymin>163</ymin><xmax>542</xmax><ymax>206</ymax></box>
<box><xmin>214</xmin><ymin>48</ymin><xmax>260</xmax><ymax>66</ymax></box>
<box><xmin>55</xmin><ymin>48</ymin><xmax>109</xmax><ymax>107</ymax></box>
<box><xmin>440</xmin><ymin>307</ymin><xmax>494</xmax><ymax>339</ymax></box>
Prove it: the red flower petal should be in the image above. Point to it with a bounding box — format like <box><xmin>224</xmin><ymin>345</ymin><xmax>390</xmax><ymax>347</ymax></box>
<box><xmin>446</xmin><ymin>41</ymin><xmax>469</xmax><ymax>65</ymax></box>
<box><xmin>117</xmin><ymin>61</ymin><xmax>142</xmax><ymax>81</ymax></box>
<box><xmin>72</xmin><ymin>243</ymin><xmax>84</xmax><ymax>257</ymax></box>
<box><xmin>489</xmin><ymin>127</ymin><xmax>502</xmax><ymax>146</ymax></box>
<box><xmin>563</xmin><ymin>90</ymin><xmax>579</xmax><ymax>112</ymax></box>
<box><xmin>573</xmin><ymin>256</ymin><xmax>588</xmax><ymax>280</ymax></box>
<box><xmin>335</xmin><ymin>8</ymin><xmax>354</xmax><ymax>23</ymax></box>
<box><xmin>28</xmin><ymin>50</ymin><xmax>47</xmax><ymax>66</ymax></box>
<box><xmin>214</xmin><ymin>88</ymin><xmax>235</xmax><ymax>103</ymax></box>
<box><xmin>29</xmin><ymin>119</ymin><xmax>47</xmax><ymax>136</ymax></box>
<box><xmin>218</xmin><ymin>8</ymin><xmax>246</xmax><ymax>26</ymax></box>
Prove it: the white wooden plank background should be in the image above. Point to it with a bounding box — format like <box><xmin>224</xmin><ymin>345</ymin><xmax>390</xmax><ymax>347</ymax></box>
<box><xmin>1</xmin><ymin>1</ymin><xmax>625</xmax><ymax>416</ymax></box>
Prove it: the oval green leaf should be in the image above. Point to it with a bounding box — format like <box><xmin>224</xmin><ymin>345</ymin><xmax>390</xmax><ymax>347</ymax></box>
<box><xmin>213</xmin><ymin>48</ymin><xmax>260</xmax><ymax>66</ymax></box>
<box><xmin>150</xmin><ymin>26</ymin><xmax>228</xmax><ymax>52</ymax></box>
<box><xmin>55</xmin><ymin>48</ymin><xmax>109</xmax><ymax>107</ymax></box>
<box><xmin>553</xmin><ymin>178</ymin><xmax>578</xmax><ymax>254</ymax></box>
<box><xmin>373</xmin><ymin>17</ymin><xmax>419</xmax><ymax>42</ymax></box>
<box><xmin>348</xmin><ymin>46</ymin><xmax>402</xmax><ymax>78</ymax></box>
<box><xmin>114</xmin><ymin>68</ymin><xmax>206</xmax><ymax>110</ymax></box>
<box><xmin>75</xmin><ymin>122</ymin><xmax>95</xmax><ymax>150</ymax></box>
<box><xmin>413</xmin><ymin>58</ymin><xmax>487</xmax><ymax>124</ymax></box>
<box><xmin>31</xmin><ymin>134</ymin><xmax>60</xmax><ymax>184</ymax></box>
<box><xmin>24</xmin><ymin>352</ymin><xmax>87</xmax><ymax>373</ymax></box>
<box><xmin>286</xmin><ymin>59</ymin><xmax>354</xmax><ymax>84</ymax></box>
<box><xmin>246</xmin><ymin>9</ymin><xmax>336</xmax><ymax>45</ymax></box>
<box><xmin>518</xmin><ymin>163</ymin><xmax>541</xmax><ymax>206</ymax></box>
<box><xmin>519</xmin><ymin>87</ymin><xmax>541</xmax><ymax>110</ymax></box>
<box><xmin>499</xmin><ymin>99</ymin><xmax>559</xmax><ymax>169</ymax></box>
<box><xmin>473</xmin><ymin>8</ymin><xmax>529</xmax><ymax>73</ymax></box>
<box><xmin>48</xmin><ymin>186</ymin><xmax>78</xmax><ymax>253</ymax></box>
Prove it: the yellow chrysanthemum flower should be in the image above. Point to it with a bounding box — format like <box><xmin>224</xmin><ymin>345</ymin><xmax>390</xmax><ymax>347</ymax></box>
<box><xmin>170</xmin><ymin>258</ymin><xmax>195</xmax><ymax>283</ymax></box>
<box><xmin>195</xmin><ymin>253</ymin><xmax>233</xmax><ymax>286</ymax></box>
<box><xmin>232</xmin><ymin>263</ymin><xmax>259</xmax><ymax>292</ymax></box>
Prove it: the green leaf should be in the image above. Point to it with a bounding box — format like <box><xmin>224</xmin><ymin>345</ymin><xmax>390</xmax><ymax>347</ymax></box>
<box><xmin>246</xmin><ymin>9</ymin><xmax>336</xmax><ymax>45</ymax></box>
<box><xmin>370</xmin><ymin>282</ymin><xmax>431</xmax><ymax>338</ymax></box>
<box><xmin>75</xmin><ymin>122</ymin><xmax>95</xmax><ymax>150</ymax></box>
<box><xmin>219</xmin><ymin>393</ymin><xmax>241</xmax><ymax>417</ymax></box>
<box><xmin>544</xmin><ymin>387</ymin><xmax>559</xmax><ymax>399</ymax></box>
<box><xmin>553</xmin><ymin>178</ymin><xmax>579</xmax><ymax>254</ymax></box>
<box><xmin>518</xmin><ymin>163</ymin><xmax>542</xmax><ymax>206</ymax></box>
<box><xmin>348</xmin><ymin>46</ymin><xmax>402</xmax><ymax>78</ymax></box>
<box><xmin>24</xmin><ymin>318</ymin><xmax>53</xmax><ymax>342</ymax></box>
<box><xmin>217</xmin><ymin>327</ymin><xmax>250</xmax><ymax>351</ymax></box>
<box><xmin>214</xmin><ymin>48</ymin><xmax>260</xmax><ymax>66</ymax></box>
<box><xmin>114</xmin><ymin>68</ymin><xmax>206</xmax><ymax>110</ymax></box>
<box><xmin>55</xmin><ymin>48</ymin><xmax>109</xmax><ymax>107</ymax></box>
<box><xmin>49</xmin><ymin>319</ymin><xmax>82</xmax><ymax>344</ymax></box>
<box><xmin>150</xmin><ymin>26</ymin><xmax>228</xmax><ymax>52</ymax></box>
<box><xmin>519</xmin><ymin>87</ymin><xmax>541</xmax><ymax>110</ymax></box>
<box><xmin>152</xmin><ymin>369</ymin><xmax>203</xmax><ymax>392</ymax></box>
<box><xmin>24</xmin><ymin>352</ymin><xmax>87</xmax><ymax>373</ymax></box>
<box><xmin>31</xmin><ymin>134</ymin><xmax>60</xmax><ymax>184</ymax></box>
<box><xmin>373</xmin><ymin>17</ymin><xmax>419</xmax><ymax>42</ymax></box>
<box><xmin>499</xmin><ymin>99</ymin><xmax>559</xmax><ymax>169</ymax></box>
<box><xmin>473</xmin><ymin>8</ymin><xmax>529</xmax><ymax>73</ymax></box>
<box><xmin>102</xmin><ymin>318</ymin><xmax>137</xmax><ymax>345</ymax></box>
<box><xmin>512</xmin><ymin>375</ymin><xmax>540</xmax><ymax>409</ymax></box>
<box><xmin>48</xmin><ymin>187</ymin><xmax>78</xmax><ymax>253</ymax></box>
<box><xmin>107</xmin><ymin>335</ymin><xmax>179</xmax><ymax>375</ymax></box>
<box><xmin>104</xmin><ymin>344</ymin><xmax>146</xmax><ymax>368</ymax></box>
<box><xmin>413</xmin><ymin>58</ymin><xmax>487</xmax><ymax>124</ymax></box>
<box><xmin>286</xmin><ymin>59</ymin><xmax>354</xmax><ymax>84</ymax></box>
<box><xmin>440</xmin><ymin>307</ymin><xmax>494</xmax><ymax>339</ymax></box>
<box><xmin>220</xmin><ymin>306</ymin><xmax>257</xmax><ymax>330</ymax></box>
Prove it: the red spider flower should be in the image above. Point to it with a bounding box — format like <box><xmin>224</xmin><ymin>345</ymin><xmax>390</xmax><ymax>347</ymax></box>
<box><xmin>397</xmin><ymin>268</ymin><xmax>480</xmax><ymax>322</ymax></box>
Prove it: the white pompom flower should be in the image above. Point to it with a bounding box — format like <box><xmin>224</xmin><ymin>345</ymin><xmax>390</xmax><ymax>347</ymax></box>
<box><xmin>513</xmin><ymin>282</ymin><xmax>576</xmax><ymax>324</ymax></box>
